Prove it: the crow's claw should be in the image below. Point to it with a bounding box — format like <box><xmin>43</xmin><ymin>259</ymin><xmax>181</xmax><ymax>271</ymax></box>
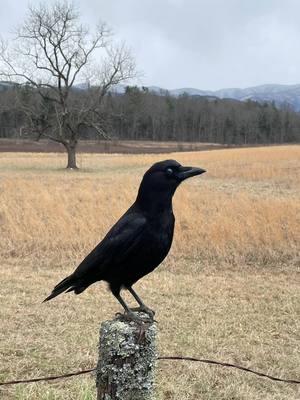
<box><xmin>130</xmin><ymin>306</ymin><xmax>155</xmax><ymax>319</ymax></box>
<box><xmin>115</xmin><ymin>311</ymin><xmax>150</xmax><ymax>325</ymax></box>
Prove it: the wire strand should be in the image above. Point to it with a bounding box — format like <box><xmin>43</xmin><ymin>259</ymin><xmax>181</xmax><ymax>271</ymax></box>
<box><xmin>0</xmin><ymin>368</ymin><xmax>96</xmax><ymax>386</ymax></box>
<box><xmin>0</xmin><ymin>356</ymin><xmax>299</xmax><ymax>387</ymax></box>
<box><xmin>158</xmin><ymin>356</ymin><xmax>300</xmax><ymax>384</ymax></box>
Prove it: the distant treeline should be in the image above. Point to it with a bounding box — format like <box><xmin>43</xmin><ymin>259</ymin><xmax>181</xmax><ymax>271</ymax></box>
<box><xmin>0</xmin><ymin>85</ymin><xmax>299</xmax><ymax>144</ymax></box>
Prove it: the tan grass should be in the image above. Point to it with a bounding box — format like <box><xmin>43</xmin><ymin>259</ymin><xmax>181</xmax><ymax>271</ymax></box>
<box><xmin>0</xmin><ymin>145</ymin><xmax>299</xmax><ymax>399</ymax></box>
<box><xmin>0</xmin><ymin>145</ymin><xmax>299</xmax><ymax>265</ymax></box>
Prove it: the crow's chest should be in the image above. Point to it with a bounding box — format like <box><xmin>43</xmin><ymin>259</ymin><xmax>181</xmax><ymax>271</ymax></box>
<box><xmin>141</xmin><ymin>213</ymin><xmax>175</xmax><ymax>264</ymax></box>
<box><xmin>118</xmin><ymin>213</ymin><xmax>175</xmax><ymax>287</ymax></box>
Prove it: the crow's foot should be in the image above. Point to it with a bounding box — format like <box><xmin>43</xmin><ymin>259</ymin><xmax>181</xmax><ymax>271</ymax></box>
<box><xmin>115</xmin><ymin>311</ymin><xmax>151</xmax><ymax>325</ymax></box>
<box><xmin>130</xmin><ymin>306</ymin><xmax>155</xmax><ymax>319</ymax></box>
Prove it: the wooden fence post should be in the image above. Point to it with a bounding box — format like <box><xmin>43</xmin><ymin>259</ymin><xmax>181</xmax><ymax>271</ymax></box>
<box><xmin>96</xmin><ymin>313</ymin><xmax>157</xmax><ymax>400</ymax></box>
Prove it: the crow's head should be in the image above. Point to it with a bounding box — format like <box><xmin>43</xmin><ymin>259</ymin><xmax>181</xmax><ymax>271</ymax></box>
<box><xmin>146</xmin><ymin>159</ymin><xmax>205</xmax><ymax>184</ymax></box>
<box><xmin>137</xmin><ymin>160</ymin><xmax>206</xmax><ymax>209</ymax></box>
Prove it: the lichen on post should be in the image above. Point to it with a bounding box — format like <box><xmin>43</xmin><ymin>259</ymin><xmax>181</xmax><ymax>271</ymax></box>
<box><xmin>96</xmin><ymin>313</ymin><xmax>157</xmax><ymax>400</ymax></box>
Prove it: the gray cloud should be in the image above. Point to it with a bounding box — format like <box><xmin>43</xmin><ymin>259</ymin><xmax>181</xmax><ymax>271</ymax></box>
<box><xmin>1</xmin><ymin>0</ymin><xmax>300</xmax><ymax>89</ymax></box>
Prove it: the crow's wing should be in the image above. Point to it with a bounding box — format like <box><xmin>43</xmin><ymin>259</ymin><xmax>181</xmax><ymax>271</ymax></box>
<box><xmin>73</xmin><ymin>210</ymin><xmax>147</xmax><ymax>279</ymax></box>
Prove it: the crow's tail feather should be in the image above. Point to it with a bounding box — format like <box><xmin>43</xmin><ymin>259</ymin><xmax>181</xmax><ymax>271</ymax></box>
<box><xmin>43</xmin><ymin>275</ymin><xmax>78</xmax><ymax>302</ymax></box>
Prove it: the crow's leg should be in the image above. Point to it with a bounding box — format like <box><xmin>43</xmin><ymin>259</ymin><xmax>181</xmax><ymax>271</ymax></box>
<box><xmin>128</xmin><ymin>286</ymin><xmax>155</xmax><ymax>318</ymax></box>
<box><xmin>111</xmin><ymin>288</ymin><xmax>146</xmax><ymax>324</ymax></box>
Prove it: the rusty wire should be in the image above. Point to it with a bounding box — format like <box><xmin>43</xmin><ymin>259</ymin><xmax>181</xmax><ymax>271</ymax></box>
<box><xmin>0</xmin><ymin>355</ymin><xmax>299</xmax><ymax>387</ymax></box>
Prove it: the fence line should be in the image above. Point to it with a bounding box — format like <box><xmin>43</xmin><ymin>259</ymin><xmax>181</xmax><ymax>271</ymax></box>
<box><xmin>1</xmin><ymin>355</ymin><xmax>299</xmax><ymax>387</ymax></box>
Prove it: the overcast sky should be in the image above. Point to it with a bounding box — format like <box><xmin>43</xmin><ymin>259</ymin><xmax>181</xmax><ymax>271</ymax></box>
<box><xmin>1</xmin><ymin>0</ymin><xmax>300</xmax><ymax>90</ymax></box>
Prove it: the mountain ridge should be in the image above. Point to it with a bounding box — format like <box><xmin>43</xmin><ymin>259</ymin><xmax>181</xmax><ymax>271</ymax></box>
<box><xmin>155</xmin><ymin>83</ymin><xmax>300</xmax><ymax>111</ymax></box>
<box><xmin>110</xmin><ymin>83</ymin><xmax>300</xmax><ymax>111</ymax></box>
<box><xmin>2</xmin><ymin>80</ymin><xmax>300</xmax><ymax>111</ymax></box>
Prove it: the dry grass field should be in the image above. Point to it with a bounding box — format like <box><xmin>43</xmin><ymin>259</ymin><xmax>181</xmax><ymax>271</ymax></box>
<box><xmin>0</xmin><ymin>145</ymin><xmax>299</xmax><ymax>399</ymax></box>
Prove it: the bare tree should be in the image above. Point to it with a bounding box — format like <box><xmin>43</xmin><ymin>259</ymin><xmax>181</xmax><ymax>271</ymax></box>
<box><xmin>0</xmin><ymin>1</ymin><xmax>136</xmax><ymax>168</ymax></box>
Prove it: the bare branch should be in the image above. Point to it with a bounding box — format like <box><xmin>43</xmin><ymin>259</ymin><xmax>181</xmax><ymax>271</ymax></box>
<box><xmin>0</xmin><ymin>1</ymin><xmax>137</xmax><ymax>168</ymax></box>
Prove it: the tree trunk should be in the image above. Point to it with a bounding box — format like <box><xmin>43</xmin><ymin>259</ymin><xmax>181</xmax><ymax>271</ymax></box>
<box><xmin>65</xmin><ymin>143</ymin><xmax>78</xmax><ymax>169</ymax></box>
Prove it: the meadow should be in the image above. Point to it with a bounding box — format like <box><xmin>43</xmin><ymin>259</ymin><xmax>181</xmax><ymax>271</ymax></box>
<box><xmin>0</xmin><ymin>145</ymin><xmax>299</xmax><ymax>399</ymax></box>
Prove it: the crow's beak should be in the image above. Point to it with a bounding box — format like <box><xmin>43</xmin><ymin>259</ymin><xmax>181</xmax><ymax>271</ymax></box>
<box><xmin>177</xmin><ymin>166</ymin><xmax>206</xmax><ymax>181</ymax></box>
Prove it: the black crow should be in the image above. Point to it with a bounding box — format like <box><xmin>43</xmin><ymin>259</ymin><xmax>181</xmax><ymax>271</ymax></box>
<box><xmin>44</xmin><ymin>160</ymin><xmax>205</xmax><ymax>321</ymax></box>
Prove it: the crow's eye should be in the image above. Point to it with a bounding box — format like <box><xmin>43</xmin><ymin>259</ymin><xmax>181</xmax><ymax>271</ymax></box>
<box><xmin>166</xmin><ymin>168</ymin><xmax>173</xmax><ymax>176</ymax></box>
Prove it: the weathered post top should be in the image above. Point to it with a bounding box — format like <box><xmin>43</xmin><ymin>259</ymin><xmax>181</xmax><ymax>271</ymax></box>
<box><xmin>96</xmin><ymin>313</ymin><xmax>157</xmax><ymax>400</ymax></box>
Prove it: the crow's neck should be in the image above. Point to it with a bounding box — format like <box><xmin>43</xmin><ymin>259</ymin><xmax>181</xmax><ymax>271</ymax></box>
<box><xmin>136</xmin><ymin>189</ymin><xmax>174</xmax><ymax>215</ymax></box>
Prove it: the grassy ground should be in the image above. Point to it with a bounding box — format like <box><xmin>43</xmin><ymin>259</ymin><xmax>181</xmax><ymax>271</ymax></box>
<box><xmin>0</xmin><ymin>145</ymin><xmax>299</xmax><ymax>399</ymax></box>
